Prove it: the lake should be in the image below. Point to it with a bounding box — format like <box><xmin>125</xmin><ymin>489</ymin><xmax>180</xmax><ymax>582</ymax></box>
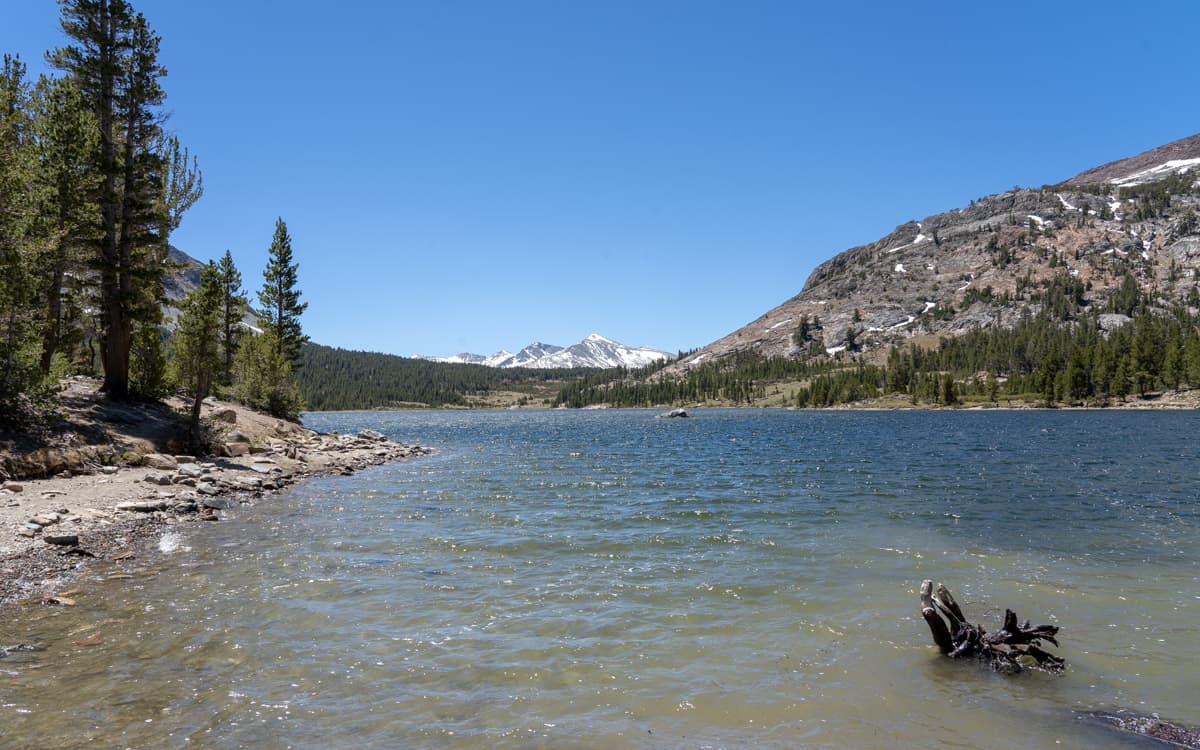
<box><xmin>2</xmin><ymin>409</ymin><xmax>1198</xmax><ymax>749</ymax></box>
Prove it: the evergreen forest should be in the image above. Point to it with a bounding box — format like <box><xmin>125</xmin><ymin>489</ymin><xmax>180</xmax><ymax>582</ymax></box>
<box><xmin>298</xmin><ymin>344</ymin><xmax>600</xmax><ymax>411</ymax></box>
<box><xmin>555</xmin><ymin>293</ymin><xmax>1200</xmax><ymax>410</ymax></box>
<box><xmin>0</xmin><ymin>1</ymin><xmax>306</xmax><ymax>436</ymax></box>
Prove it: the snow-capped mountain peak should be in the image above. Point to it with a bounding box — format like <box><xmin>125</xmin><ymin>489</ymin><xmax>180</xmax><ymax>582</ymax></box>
<box><xmin>482</xmin><ymin>350</ymin><xmax>516</xmax><ymax>368</ymax></box>
<box><xmin>415</xmin><ymin>335</ymin><xmax>669</xmax><ymax>370</ymax></box>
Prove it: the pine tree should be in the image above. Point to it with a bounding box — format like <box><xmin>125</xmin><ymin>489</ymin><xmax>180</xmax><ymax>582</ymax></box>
<box><xmin>171</xmin><ymin>261</ymin><xmax>221</xmax><ymax>451</ymax></box>
<box><xmin>49</xmin><ymin>0</ymin><xmax>179</xmax><ymax>400</ymax></box>
<box><xmin>129</xmin><ymin>320</ymin><xmax>168</xmax><ymax>399</ymax></box>
<box><xmin>0</xmin><ymin>55</ymin><xmax>44</xmax><ymax>418</ymax></box>
<box><xmin>258</xmin><ymin>217</ymin><xmax>307</xmax><ymax>368</ymax></box>
<box><xmin>30</xmin><ymin>74</ymin><xmax>98</xmax><ymax>377</ymax></box>
<box><xmin>232</xmin><ymin>329</ymin><xmax>302</xmax><ymax>420</ymax></box>
<box><xmin>158</xmin><ymin>134</ymin><xmax>202</xmax><ymax>239</ymax></box>
<box><xmin>215</xmin><ymin>248</ymin><xmax>246</xmax><ymax>386</ymax></box>
<box><xmin>1112</xmin><ymin>272</ymin><xmax>1140</xmax><ymax>316</ymax></box>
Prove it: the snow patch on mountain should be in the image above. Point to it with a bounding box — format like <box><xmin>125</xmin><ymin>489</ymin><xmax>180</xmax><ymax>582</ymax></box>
<box><xmin>489</xmin><ymin>342</ymin><xmax>564</xmax><ymax>368</ymax></box>
<box><xmin>1110</xmin><ymin>157</ymin><xmax>1200</xmax><ymax>187</ymax></box>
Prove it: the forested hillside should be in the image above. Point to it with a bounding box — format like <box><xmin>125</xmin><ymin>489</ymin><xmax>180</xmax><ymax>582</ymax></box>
<box><xmin>556</xmin><ymin>299</ymin><xmax>1200</xmax><ymax>408</ymax></box>
<box><xmin>299</xmin><ymin>343</ymin><xmax>600</xmax><ymax>410</ymax></box>
<box><xmin>557</xmin><ymin>159</ymin><xmax>1200</xmax><ymax>410</ymax></box>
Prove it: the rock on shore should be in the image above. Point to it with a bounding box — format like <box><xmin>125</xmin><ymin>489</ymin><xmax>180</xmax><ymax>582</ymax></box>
<box><xmin>0</xmin><ymin>385</ymin><xmax>431</xmax><ymax>605</ymax></box>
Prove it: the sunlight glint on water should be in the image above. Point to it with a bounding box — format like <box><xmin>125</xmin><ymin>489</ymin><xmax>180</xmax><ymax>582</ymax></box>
<box><xmin>2</xmin><ymin>410</ymin><xmax>1198</xmax><ymax>749</ymax></box>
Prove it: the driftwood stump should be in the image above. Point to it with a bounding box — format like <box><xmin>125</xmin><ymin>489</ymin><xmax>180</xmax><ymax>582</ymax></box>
<box><xmin>920</xmin><ymin>579</ymin><xmax>1064</xmax><ymax>673</ymax></box>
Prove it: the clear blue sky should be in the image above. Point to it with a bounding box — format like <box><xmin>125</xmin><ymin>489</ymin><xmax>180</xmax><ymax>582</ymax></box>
<box><xmin>5</xmin><ymin>1</ymin><xmax>1199</xmax><ymax>357</ymax></box>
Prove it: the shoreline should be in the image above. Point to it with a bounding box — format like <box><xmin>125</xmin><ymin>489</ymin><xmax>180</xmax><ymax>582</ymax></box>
<box><xmin>301</xmin><ymin>386</ymin><xmax>1200</xmax><ymax>412</ymax></box>
<box><xmin>1</xmin><ymin>399</ymin><xmax>430</xmax><ymax>609</ymax></box>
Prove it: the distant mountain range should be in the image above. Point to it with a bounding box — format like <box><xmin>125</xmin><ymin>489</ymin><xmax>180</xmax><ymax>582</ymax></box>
<box><xmin>418</xmin><ymin>334</ymin><xmax>671</xmax><ymax>370</ymax></box>
<box><xmin>160</xmin><ymin>252</ymin><xmax>668</xmax><ymax>372</ymax></box>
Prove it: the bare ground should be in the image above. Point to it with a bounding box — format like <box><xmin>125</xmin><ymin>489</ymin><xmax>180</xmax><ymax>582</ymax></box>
<box><xmin>0</xmin><ymin>378</ymin><xmax>430</xmax><ymax>606</ymax></box>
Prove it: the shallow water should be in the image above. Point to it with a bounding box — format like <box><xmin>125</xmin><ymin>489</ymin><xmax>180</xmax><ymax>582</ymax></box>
<box><xmin>2</xmin><ymin>410</ymin><xmax>1198</xmax><ymax>749</ymax></box>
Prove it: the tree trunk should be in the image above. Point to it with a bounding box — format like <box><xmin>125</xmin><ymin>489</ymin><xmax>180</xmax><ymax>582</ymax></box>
<box><xmin>101</xmin><ymin>282</ymin><xmax>129</xmax><ymax>399</ymax></box>
<box><xmin>918</xmin><ymin>579</ymin><xmax>1064</xmax><ymax>673</ymax></box>
<box><xmin>39</xmin><ymin>240</ymin><xmax>67</xmax><ymax>376</ymax></box>
<box><xmin>189</xmin><ymin>389</ymin><xmax>203</xmax><ymax>455</ymax></box>
<box><xmin>96</xmin><ymin>2</ymin><xmax>128</xmax><ymax>400</ymax></box>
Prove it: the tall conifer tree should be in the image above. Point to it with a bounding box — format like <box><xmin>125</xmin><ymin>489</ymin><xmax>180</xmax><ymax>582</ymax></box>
<box><xmin>172</xmin><ymin>261</ymin><xmax>221</xmax><ymax>450</ymax></box>
<box><xmin>49</xmin><ymin>0</ymin><xmax>175</xmax><ymax>399</ymax></box>
<box><xmin>32</xmin><ymin>74</ymin><xmax>98</xmax><ymax>376</ymax></box>
<box><xmin>0</xmin><ymin>55</ymin><xmax>42</xmax><ymax>415</ymax></box>
<box><xmin>215</xmin><ymin>249</ymin><xmax>246</xmax><ymax>386</ymax></box>
<box><xmin>258</xmin><ymin>218</ymin><xmax>307</xmax><ymax>369</ymax></box>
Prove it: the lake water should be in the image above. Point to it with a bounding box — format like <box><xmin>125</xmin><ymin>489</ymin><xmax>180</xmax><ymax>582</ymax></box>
<box><xmin>2</xmin><ymin>409</ymin><xmax>1198</xmax><ymax>749</ymax></box>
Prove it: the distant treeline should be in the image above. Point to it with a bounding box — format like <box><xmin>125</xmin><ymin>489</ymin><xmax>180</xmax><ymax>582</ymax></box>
<box><xmin>555</xmin><ymin>295</ymin><xmax>1200</xmax><ymax>409</ymax></box>
<box><xmin>298</xmin><ymin>343</ymin><xmax>600</xmax><ymax>410</ymax></box>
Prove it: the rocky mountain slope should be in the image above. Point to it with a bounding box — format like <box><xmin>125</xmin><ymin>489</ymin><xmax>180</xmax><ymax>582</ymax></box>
<box><xmin>162</xmin><ymin>247</ymin><xmax>261</xmax><ymax>333</ymax></box>
<box><xmin>420</xmin><ymin>334</ymin><xmax>669</xmax><ymax>370</ymax></box>
<box><xmin>672</xmin><ymin>133</ymin><xmax>1200</xmax><ymax>372</ymax></box>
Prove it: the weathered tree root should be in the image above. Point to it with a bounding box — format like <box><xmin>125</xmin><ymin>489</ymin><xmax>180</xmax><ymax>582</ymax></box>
<box><xmin>0</xmin><ymin>643</ymin><xmax>44</xmax><ymax>659</ymax></box>
<box><xmin>920</xmin><ymin>579</ymin><xmax>1064</xmax><ymax>673</ymax></box>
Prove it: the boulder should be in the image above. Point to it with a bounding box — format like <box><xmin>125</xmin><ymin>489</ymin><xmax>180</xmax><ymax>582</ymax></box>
<box><xmin>143</xmin><ymin>453</ymin><xmax>179</xmax><ymax>471</ymax></box>
<box><xmin>657</xmin><ymin>408</ymin><xmax>690</xmax><ymax>418</ymax></box>
<box><xmin>2</xmin><ymin>481</ymin><xmax>24</xmax><ymax>493</ymax></box>
<box><xmin>357</xmin><ymin>429</ymin><xmax>387</xmax><ymax>442</ymax></box>
<box><xmin>116</xmin><ymin>500</ymin><xmax>168</xmax><ymax>512</ymax></box>
<box><xmin>211</xmin><ymin>408</ymin><xmax>237</xmax><ymax>424</ymax></box>
<box><xmin>144</xmin><ymin>473</ymin><xmax>174</xmax><ymax>486</ymax></box>
<box><xmin>223</xmin><ymin>442</ymin><xmax>251</xmax><ymax>457</ymax></box>
<box><xmin>1098</xmin><ymin>313</ymin><xmax>1134</xmax><ymax>333</ymax></box>
<box><xmin>43</xmin><ymin>533</ymin><xmax>79</xmax><ymax>547</ymax></box>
